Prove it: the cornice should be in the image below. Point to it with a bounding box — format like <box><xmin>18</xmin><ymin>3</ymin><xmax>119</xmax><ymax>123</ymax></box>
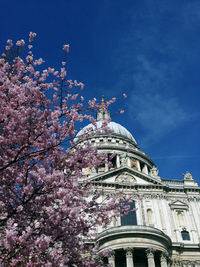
<box><xmin>97</xmin><ymin>225</ymin><xmax>172</xmax><ymax>248</ymax></box>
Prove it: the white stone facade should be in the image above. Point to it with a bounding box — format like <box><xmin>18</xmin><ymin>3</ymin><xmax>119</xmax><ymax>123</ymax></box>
<box><xmin>77</xmin><ymin>108</ymin><xmax>200</xmax><ymax>267</ymax></box>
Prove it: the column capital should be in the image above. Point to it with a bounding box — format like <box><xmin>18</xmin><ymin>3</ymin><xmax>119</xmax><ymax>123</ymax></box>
<box><xmin>109</xmin><ymin>254</ymin><xmax>115</xmax><ymax>261</ymax></box>
<box><xmin>160</xmin><ymin>252</ymin><xmax>168</xmax><ymax>262</ymax></box>
<box><xmin>124</xmin><ymin>247</ymin><xmax>134</xmax><ymax>257</ymax></box>
<box><xmin>146</xmin><ymin>248</ymin><xmax>155</xmax><ymax>258</ymax></box>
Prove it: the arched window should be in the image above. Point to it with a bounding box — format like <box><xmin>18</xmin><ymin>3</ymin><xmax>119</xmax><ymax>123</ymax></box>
<box><xmin>121</xmin><ymin>201</ymin><xmax>137</xmax><ymax>226</ymax></box>
<box><xmin>181</xmin><ymin>230</ymin><xmax>190</xmax><ymax>240</ymax></box>
<box><xmin>147</xmin><ymin>209</ymin><xmax>153</xmax><ymax>225</ymax></box>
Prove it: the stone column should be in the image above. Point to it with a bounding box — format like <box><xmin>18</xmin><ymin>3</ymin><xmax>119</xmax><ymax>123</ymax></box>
<box><xmin>116</xmin><ymin>155</ymin><xmax>120</xmax><ymax>168</ymax></box>
<box><xmin>146</xmin><ymin>248</ymin><xmax>155</xmax><ymax>267</ymax></box>
<box><xmin>142</xmin><ymin>164</ymin><xmax>148</xmax><ymax>175</ymax></box>
<box><xmin>108</xmin><ymin>254</ymin><xmax>115</xmax><ymax>267</ymax></box>
<box><xmin>105</xmin><ymin>163</ymin><xmax>109</xmax><ymax>172</ymax></box>
<box><xmin>160</xmin><ymin>252</ymin><xmax>168</xmax><ymax>267</ymax></box>
<box><xmin>125</xmin><ymin>248</ymin><xmax>134</xmax><ymax>267</ymax></box>
<box><xmin>127</xmin><ymin>157</ymin><xmax>131</xmax><ymax>167</ymax></box>
<box><xmin>136</xmin><ymin>160</ymin><xmax>141</xmax><ymax>171</ymax></box>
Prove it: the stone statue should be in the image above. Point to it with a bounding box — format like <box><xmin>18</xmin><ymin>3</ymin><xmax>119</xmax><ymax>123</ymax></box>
<box><xmin>183</xmin><ymin>171</ymin><xmax>193</xmax><ymax>180</ymax></box>
<box><xmin>120</xmin><ymin>153</ymin><xmax>128</xmax><ymax>166</ymax></box>
<box><xmin>150</xmin><ymin>165</ymin><xmax>159</xmax><ymax>177</ymax></box>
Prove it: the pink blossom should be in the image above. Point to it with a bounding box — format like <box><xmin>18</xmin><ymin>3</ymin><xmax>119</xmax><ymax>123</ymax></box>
<box><xmin>71</xmin><ymin>93</ymin><xmax>78</xmax><ymax>101</ymax></box>
<box><xmin>7</xmin><ymin>39</ymin><xmax>13</xmax><ymax>45</ymax></box>
<box><xmin>16</xmin><ymin>39</ymin><xmax>25</xmax><ymax>46</ymax></box>
<box><xmin>0</xmin><ymin>33</ymin><xmax>128</xmax><ymax>267</ymax></box>
<box><xmin>6</xmin><ymin>39</ymin><xmax>13</xmax><ymax>50</ymax></box>
<box><xmin>123</xmin><ymin>93</ymin><xmax>127</xmax><ymax>98</ymax></box>
<box><xmin>63</xmin><ymin>44</ymin><xmax>70</xmax><ymax>52</ymax></box>
<box><xmin>60</xmin><ymin>67</ymin><xmax>66</xmax><ymax>79</ymax></box>
<box><xmin>29</xmin><ymin>32</ymin><xmax>37</xmax><ymax>42</ymax></box>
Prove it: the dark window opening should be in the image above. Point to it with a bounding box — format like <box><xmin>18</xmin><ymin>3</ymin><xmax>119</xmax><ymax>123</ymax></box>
<box><xmin>121</xmin><ymin>201</ymin><xmax>137</xmax><ymax>226</ymax></box>
<box><xmin>98</xmin><ymin>163</ymin><xmax>105</xmax><ymax>173</ymax></box>
<box><xmin>140</xmin><ymin>162</ymin><xmax>144</xmax><ymax>169</ymax></box>
<box><xmin>181</xmin><ymin>230</ymin><xmax>190</xmax><ymax>240</ymax></box>
<box><xmin>108</xmin><ymin>153</ymin><xmax>117</xmax><ymax>169</ymax></box>
<box><xmin>115</xmin><ymin>250</ymin><xmax>126</xmax><ymax>267</ymax></box>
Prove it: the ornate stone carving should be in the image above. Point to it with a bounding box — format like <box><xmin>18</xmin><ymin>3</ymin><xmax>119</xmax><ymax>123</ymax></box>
<box><xmin>171</xmin><ymin>258</ymin><xmax>182</xmax><ymax>266</ymax></box>
<box><xmin>160</xmin><ymin>252</ymin><xmax>168</xmax><ymax>262</ymax></box>
<box><xmin>146</xmin><ymin>248</ymin><xmax>155</xmax><ymax>258</ymax></box>
<box><xmin>141</xmin><ymin>193</ymin><xmax>168</xmax><ymax>200</ymax></box>
<box><xmin>183</xmin><ymin>171</ymin><xmax>193</xmax><ymax>180</ymax></box>
<box><xmin>115</xmin><ymin>173</ymin><xmax>136</xmax><ymax>184</ymax></box>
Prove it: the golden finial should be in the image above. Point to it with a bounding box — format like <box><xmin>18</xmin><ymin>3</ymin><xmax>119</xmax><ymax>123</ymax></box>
<box><xmin>101</xmin><ymin>95</ymin><xmax>105</xmax><ymax>105</ymax></box>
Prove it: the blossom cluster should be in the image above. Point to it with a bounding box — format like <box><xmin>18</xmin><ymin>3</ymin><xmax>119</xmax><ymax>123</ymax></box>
<box><xmin>0</xmin><ymin>34</ymin><xmax>132</xmax><ymax>267</ymax></box>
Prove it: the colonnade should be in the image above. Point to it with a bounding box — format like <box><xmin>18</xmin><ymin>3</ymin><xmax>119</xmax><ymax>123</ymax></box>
<box><xmin>95</xmin><ymin>153</ymin><xmax>150</xmax><ymax>175</ymax></box>
<box><xmin>108</xmin><ymin>248</ymin><xmax>168</xmax><ymax>267</ymax></box>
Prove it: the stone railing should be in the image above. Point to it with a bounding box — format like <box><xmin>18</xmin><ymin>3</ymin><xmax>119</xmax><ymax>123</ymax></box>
<box><xmin>162</xmin><ymin>179</ymin><xmax>184</xmax><ymax>185</ymax></box>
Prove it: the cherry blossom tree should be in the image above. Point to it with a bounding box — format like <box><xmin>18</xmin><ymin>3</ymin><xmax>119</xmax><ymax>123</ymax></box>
<box><xmin>0</xmin><ymin>33</ymin><xmax>132</xmax><ymax>266</ymax></box>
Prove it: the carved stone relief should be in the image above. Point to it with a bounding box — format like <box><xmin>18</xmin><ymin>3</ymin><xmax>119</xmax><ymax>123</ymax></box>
<box><xmin>115</xmin><ymin>173</ymin><xmax>136</xmax><ymax>184</ymax></box>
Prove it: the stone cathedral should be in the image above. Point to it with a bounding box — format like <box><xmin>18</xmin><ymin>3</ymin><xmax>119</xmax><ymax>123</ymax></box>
<box><xmin>76</xmin><ymin>102</ymin><xmax>200</xmax><ymax>267</ymax></box>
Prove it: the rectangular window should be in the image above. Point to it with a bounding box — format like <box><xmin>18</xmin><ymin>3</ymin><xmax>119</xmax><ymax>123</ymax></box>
<box><xmin>181</xmin><ymin>230</ymin><xmax>190</xmax><ymax>240</ymax></box>
<box><xmin>121</xmin><ymin>201</ymin><xmax>137</xmax><ymax>226</ymax></box>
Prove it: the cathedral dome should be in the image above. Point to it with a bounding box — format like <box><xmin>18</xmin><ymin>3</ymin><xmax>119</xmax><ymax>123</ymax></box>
<box><xmin>76</xmin><ymin>96</ymin><xmax>136</xmax><ymax>143</ymax></box>
<box><xmin>76</xmin><ymin>121</ymin><xmax>137</xmax><ymax>143</ymax></box>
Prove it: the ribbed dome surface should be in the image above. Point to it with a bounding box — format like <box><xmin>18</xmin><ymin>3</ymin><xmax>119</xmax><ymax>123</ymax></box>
<box><xmin>76</xmin><ymin>121</ymin><xmax>136</xmax><ymax>143</ymax></box>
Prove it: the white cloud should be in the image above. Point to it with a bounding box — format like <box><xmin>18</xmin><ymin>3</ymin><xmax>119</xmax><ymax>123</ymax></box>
<box><xmin>130</xmin><ymin>92</ymin><xmax>190</xmax><ymax>144</ymax></box>
<box><xmin>106</xmin><ymin>3</ymin><xmax>197</xmax><ymax>144</ymax></box>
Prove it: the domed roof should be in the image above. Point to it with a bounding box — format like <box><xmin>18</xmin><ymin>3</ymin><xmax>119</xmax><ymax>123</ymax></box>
<box><xmin>76</xmin><ymin>96</ymin><xmax>136</xmax><ymax>143</ymax></box>
<box><xmin>76</xmin><ymin>121</ymin><xmax>137</xmax><ymax>143</ymax></box>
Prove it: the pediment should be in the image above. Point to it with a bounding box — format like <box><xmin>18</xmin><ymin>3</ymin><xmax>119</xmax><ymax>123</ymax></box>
<box><xmin>87</xmin><ymin>166</ymin><xmax>164</xmax><ymax>186</ymax></box>
<box><xmin>169</xmin><ymin>200</ymin><xmax>189</xmax><ymax>210</ymax></box>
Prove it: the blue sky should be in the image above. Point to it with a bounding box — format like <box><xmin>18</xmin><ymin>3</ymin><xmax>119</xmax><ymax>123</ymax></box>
<box><xmin>1</xmin><ymin>0</ymin><xmax>200</xmax><ymax>183</ymax></box>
